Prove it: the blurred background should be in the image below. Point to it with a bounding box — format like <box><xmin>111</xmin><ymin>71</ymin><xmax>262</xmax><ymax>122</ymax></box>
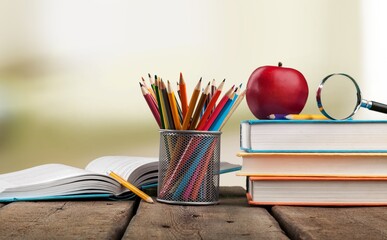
<box><xmin>1</xmin><ymin>0</ymin><xmax>386</xmax><ymax>187</ymax></box>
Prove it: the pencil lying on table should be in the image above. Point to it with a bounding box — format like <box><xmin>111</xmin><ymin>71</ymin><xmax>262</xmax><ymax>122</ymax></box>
<box><xmin>109</xmin><ymin>171</ymin><xmax>154</xmax><ymax>204</ymax></box>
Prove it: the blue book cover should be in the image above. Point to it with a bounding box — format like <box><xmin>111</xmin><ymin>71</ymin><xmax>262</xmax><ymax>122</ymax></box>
<box><xmin>240</xmin><ymin>119</ymin><xmax>387</xmax><ymax>153</ymax></box>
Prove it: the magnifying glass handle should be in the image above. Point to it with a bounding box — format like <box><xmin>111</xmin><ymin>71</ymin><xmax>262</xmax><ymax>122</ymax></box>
<box><xmin>369</xmin><ymin>101</ymin><xmax>387</xmax><ymax>114</ymax></box>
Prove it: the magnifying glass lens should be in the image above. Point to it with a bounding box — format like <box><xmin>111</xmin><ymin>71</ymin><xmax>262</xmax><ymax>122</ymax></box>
<box><xmin>319</xmin><ymin>74</ymin><xmax>360</xmax><ymax>120</ymax></box>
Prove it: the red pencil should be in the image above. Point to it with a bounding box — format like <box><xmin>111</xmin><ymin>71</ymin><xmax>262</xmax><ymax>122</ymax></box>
<box><xmin>140</xmin><ymin>82</ymin><xmax>161</xmax><ymax>127</ymax></box>
<box><xmin>195</xmin><ymin>79</ymin><xmax>225</xmax><ymax>130</ymax></box>
<box><xmin>199</xmin><ymin>85</ymin><xmax>234</xmax><ymax>131</ymax></box>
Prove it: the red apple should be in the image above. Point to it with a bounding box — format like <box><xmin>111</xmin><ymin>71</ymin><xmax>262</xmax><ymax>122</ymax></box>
<box><xmin>246</xmin><ymin>62</ymin><xmax>309</xmax><ymax>119</ymax></box>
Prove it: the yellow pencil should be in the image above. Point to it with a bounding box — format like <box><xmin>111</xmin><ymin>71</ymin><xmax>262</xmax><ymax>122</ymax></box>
<box><xmin>179</xmin><ymin>72</ymin><xmax>189</xmax><ymax>118</ymax></box>
<box><xmin>167</xmin><ymin>80</ymin><xmax>182</xmax><ymax>130</ymax></box>
<box><xmin>109</xmin><ymin>171</ymin><xmax>154</xmax><ymax>204</ymax></box>
<box><xmin>189</xmin><ymin>82</ymin><xmax>210</xmax><ymax>130</ymax></box>
<box><xmin>158</xmin><ymin>78</ymin><xmax>170</xmax><ymax>129</ymax></box>
<box><xmin>182</xmin><ymin>78</ymin><xmax>202</xmax><ymax>130</ymax></box>
<box><xmin>268</xmin><ymin>114</ymin><xmax>328</xmax><ymax>120</ymax></box>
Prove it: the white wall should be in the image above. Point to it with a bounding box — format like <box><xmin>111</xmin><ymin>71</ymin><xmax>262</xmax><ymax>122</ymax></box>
<box><xmin>360</xmin><ymin>0</ymin><xmax>387</xmax><ymax>120</ymax></box>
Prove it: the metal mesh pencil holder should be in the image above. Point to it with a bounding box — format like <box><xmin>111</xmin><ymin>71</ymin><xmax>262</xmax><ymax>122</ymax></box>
<box><xmin>157</xmin><ymin>130</ymin><xmax>221</xmax><ymax>205</ymax></box>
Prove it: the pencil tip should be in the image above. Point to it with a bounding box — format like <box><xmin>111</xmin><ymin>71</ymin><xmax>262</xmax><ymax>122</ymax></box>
<box><xmin>141</xmin><ymin>77</ymin><xmax>145</xmax><ymax>81</ymax></box>
<box><xmin>222</xmin><ymin>79</ymin><xmax>226</xmax><ymax>82</ymax></box>
<box><xmin>139</xmin><ymin>82</ymin><xmax>143</xmax><ymax>87</ymax></box>
<box><xmin>148</xmin><ymin>73</ymin><xmax>151</xmax><ymax>78</ymax></box>
<box><xmin>199</xmin><ymin>77</ymin><xmax>202</xmax><ymax>82</ymax></box>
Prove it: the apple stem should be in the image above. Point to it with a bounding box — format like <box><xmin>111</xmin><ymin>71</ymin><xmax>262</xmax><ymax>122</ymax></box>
<box><xmin>278</xmin><ymin>62</ymin><xmax>283</xmax><ymax>67</ymax></box>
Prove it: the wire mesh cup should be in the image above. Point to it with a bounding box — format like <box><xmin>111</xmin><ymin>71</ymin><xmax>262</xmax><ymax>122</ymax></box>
<box><xmin>157</xmin><ymin>130</ymin><xmax>221</xmax><ymax>205</ymax></box>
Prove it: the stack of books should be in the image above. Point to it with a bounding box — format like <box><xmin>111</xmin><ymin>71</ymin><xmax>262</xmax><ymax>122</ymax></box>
<box><xmin>237</xmin><ymin>119</ymin><xmax>387</xmax><ymax>206</ymax></box>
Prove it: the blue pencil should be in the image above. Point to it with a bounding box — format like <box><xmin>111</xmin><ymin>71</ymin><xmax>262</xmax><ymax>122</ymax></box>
<box><xmin>172</xmin><ymin>137</ymin><xmax>213</xmax><ymax>200</ymax></box>
<box><xmin>209</xmin><ymin>87</ymin><xmax>239</xmax><ymax>131</ymax></box>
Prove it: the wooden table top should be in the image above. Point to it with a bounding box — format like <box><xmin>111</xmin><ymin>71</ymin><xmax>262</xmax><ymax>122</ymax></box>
<box><xmin>1</xmin><ymin>186</ymin><xmax>387</xmax><ymax>240</ymax></box>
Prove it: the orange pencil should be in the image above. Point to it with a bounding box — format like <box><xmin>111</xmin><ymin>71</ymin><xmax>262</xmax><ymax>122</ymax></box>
<box><xmin>179</xmin><ymin>72</ymin><xmax>189</xmax><ymax>118</ymax></box>
<box><xmin>189</xmin><ymin>82</ymin><xmax>210</xmax><ymax>130</ymax></box>
<box><xmin>195</xmin><ymin>79</ymin><xmax>225</xmax><ymax>130</ymax></box>
<box><xmin>182</xmin><ymin>78</ymin><xmax>202</xmax><ymax>130</ymax></box>
<box><xmin>167</xmin><ymin>80</ymin><xmax>182</xmax><ymax>130</ymax></box>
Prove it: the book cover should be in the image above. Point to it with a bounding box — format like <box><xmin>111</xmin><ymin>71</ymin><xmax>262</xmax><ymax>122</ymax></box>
<box><xmin>240</xmin><ymin>119</ymin><xmax>387</xmax><ymax>152</ymax></box>
<box><xmin>237</xmin><ymin>152</ymin><xmax>387</xmax><ymax>177</ymax></box>
<box><xmin>247</xmin><ymin>176</ymin><xmax>387</xmax><ymax>206</ymax></box>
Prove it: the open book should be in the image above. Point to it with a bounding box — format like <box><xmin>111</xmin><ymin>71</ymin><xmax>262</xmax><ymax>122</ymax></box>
<box><xmin>0</xmin><ymin>156</ymin><xmax>241</xmax><ymax>202</ymax></box>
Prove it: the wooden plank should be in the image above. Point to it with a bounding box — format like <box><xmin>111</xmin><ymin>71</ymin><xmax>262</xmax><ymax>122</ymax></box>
<box><xmin>123</xmin><ymin>186</ymin><xmax>288</xmax><ymax>240</ymax></box>
<box><xmin>272</xmin><ymin>206</ymin><xmax>387</xmax><ymax>240</ymax></box>
<box><xmin>0</xmin><ymin>201</ymin><xmax>136</xmax><ymax>240</ymax></box>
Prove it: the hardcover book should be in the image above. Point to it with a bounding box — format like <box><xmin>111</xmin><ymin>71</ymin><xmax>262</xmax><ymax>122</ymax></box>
<box><xmin>247</xmin><ymin>176</ymin><xmax>387</xmax><ymax>206</ymax></box>
<box><xmin>237</xmin><ymin>152</ymin><xmax>387</xmax><ymax>177</ymax></box>
<box><xmin>240</xmin><ymin>119</ymin><xmax>387</xmax><ymax>152</ymax></box>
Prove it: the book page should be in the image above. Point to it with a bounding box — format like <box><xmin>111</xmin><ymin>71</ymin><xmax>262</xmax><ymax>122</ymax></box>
<box><xmin>0</xmin><ymin>164</ymin><xmax>91</xmax><ymax>189</ymax></box>
<box><xmin>85</xmin><ymin>156</ymin><xmax>158</xmax><ymax>183</ymax></box>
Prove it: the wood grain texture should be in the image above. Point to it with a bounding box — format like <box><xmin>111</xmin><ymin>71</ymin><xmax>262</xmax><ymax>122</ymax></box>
<box><xmin>123</xmin><ymin>187</ymin><xmax>288</xmax><ymax>240</ymax></box>
<box><xmin>272</xmin><ymin>206</ymin><xmax>387</xmax><ymax>240</ymax></box>
<box><xmin>0</xmin><ymin>201</ymin><xmax>136</xmax><ymax>240</ymax></box>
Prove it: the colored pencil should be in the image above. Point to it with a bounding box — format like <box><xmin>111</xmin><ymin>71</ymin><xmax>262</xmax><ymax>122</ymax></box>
<box><xmin>167</xmin><ymin>80</ymin><xmax>182</xmax><ymax>130</ymax></box>
<box><xmin>140</xmin><ymin>83</ymin><xmax>161</xmax><ymax>127</ymax></box>
<box><xmin>209</xmin><ymin>86</ymin><xmax>238</xmax><ymax>131</ymax></box>
<box><xmin>158</xmin><ymin>78</ymin><xmax>169</xmax><ymax>129</ymax></box>
<box><xmin>186</xmin><ymin>139</ymin><xmax>217</xmax><ymax>200</ymax></box>
<box><xmin>198</xmin><ymin>84</ymin><xmax>233</xmax><ymax>131</ymax></box>
<box><xmin>179</xmin><ymin>72</ymin><xmax>189</xmax><ymax>118</ymax></box>
<box><xmin>268</xmin><ymin>114</ymin><xmax>328</xmax><ymax>120</ymax></box>
<box><xmin>219</xmin><ymin>89</ymin><xmax>246</xmax><ymax>130</ymax></box>
<box><xmin>195</xmin><ymin>79</ymin><xmax>225</xmax><ymax>130</ymax></box>
<box><xmin>160</xmin><ymin>79</ymin><xmax>175</xmax><ymax>129</ymax></box>
<box><xmin>189</xmin><ymin>82</ymin><xmax>210</xmax><ymax>130</ymax></box>
<box><xmin>182</xmin><ymin>78</ymin><xmax>202</xmax><ymax>130</ymax></box>
<box><xmin>142</xmin><ymin>76</ymin><xmax>156</xmax><ymax>101</ymax></box>
<box><xmin>153</xmin><ymin>77</ymin><xmax>165</xmax><ymax>129</ymax></box>
<box><xmin>109</xmin><ymin>171</ymin><xmax>154</xmax><ymax>204</ymax></box>
<box><xmin>148</xmin><ymin>73</ymin><xmax>155</xmax><ymax>89</ymax></box>
<box><xmin>172</xmin><ymin>137</ymin><xmax>214</xmax><ymax>199</ymax></box>
<box><xmin>174</xmin><ymin>94</ymin><xmax>183</xmax><ymax>123</ymax></box>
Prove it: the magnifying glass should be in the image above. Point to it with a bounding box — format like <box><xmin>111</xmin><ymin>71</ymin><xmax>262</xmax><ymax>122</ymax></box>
<box><xmin>316</xmin><ymin>73</ymin><xmax>387</xmax><ymax>120</ymax></box>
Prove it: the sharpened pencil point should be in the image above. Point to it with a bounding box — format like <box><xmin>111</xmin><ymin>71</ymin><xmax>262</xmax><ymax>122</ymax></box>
<box><xmin>145</xmin><ymin>196</ymin><xmax>154</xmax><ymax>203</ymax></box>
